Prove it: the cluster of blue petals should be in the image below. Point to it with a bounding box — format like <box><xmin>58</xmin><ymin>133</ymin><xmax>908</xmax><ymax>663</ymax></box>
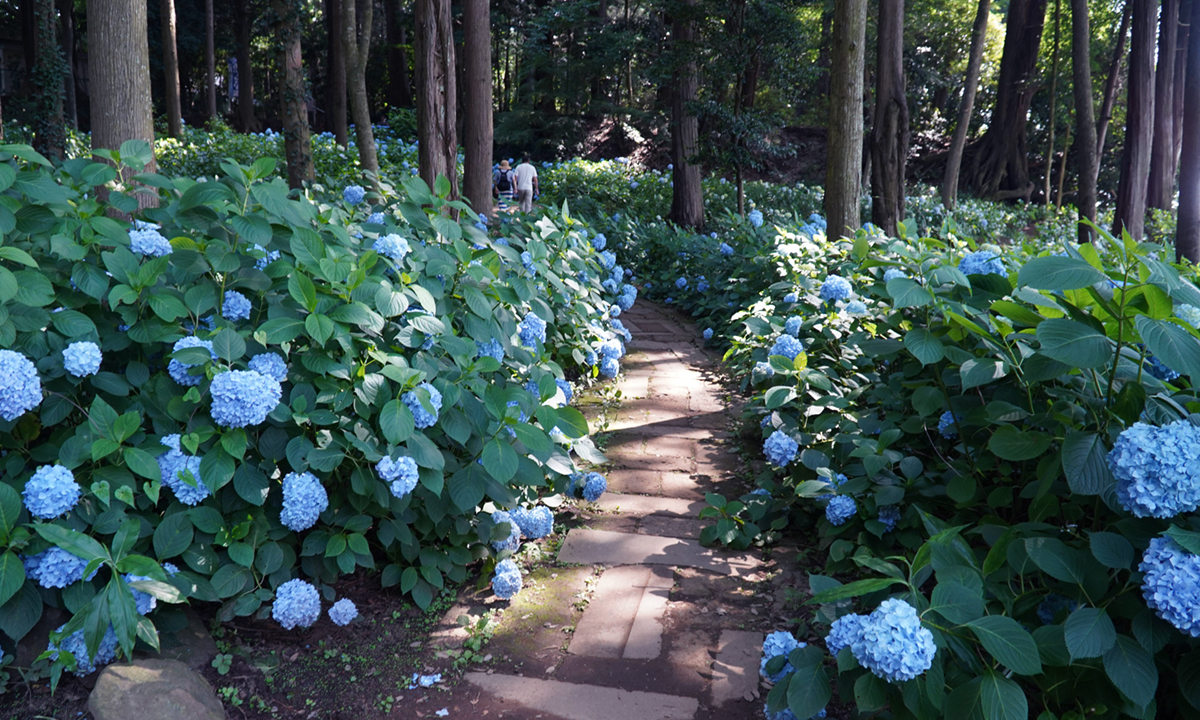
<box><xmin>842</xmin><ymin>598</ymin><xmax>937</xmax><ymax>683</ymax></box>
<box><xmin>518</xmin><ymin>312</ymin><xmax>547</xmax><ymax>347</ymax></box>
<box><xmin>1109</xmin><ymin>420</ymin><xmax>1200</xmax><ymax>518</ymax></box>
<box><xmin>210</xmin><ymin>370</ymin><xmax>282</xmax><ymax>427</ymax></box>
<box><xmin>763</xmin><ymin>431</ymin><xmax>798</xmax><ymax>467</ymax></box>
<box><xmin>492</xmin><ymin>558</ymin><xmax>522</xmax><ymax>599</ymax></box>
<box><xmin>248</xmin><ymin>352</ymin><xmax>289</xmax><ymax>382</ymax></box>
<box><xmin>62</xmin><ymin>341</ymin><xmax>102</xmax><ymax>377</ymax></box>
<box><xmin>168</xmin><ymin>337</ymin><xmax>216</xmax><ymax>386</ymax></box>
<box><xmin>280</xmin><ymin>472</ymin><xmax>329</xmax><ymax>531</ymax></box>
<box><xmin>510</xmin><ymin>506</ymin><xmax>554</xmax><ymax>539</ymax></box>
<box><xmin>491</xmin><ymin>511</ymin><xmax>522</xmax><ymax>552</ymax></box>
<box><xmin>157</xmin><ymin>435</ymin><xmax>210</xmax><ymax>505</ymax></box>
<box><xmin>0</xmin><ymin>349</ymin><xmax>42</xmax><ymax>420</ymax></box>
<box><xmin>403</xmin><ymin>382</ymin><xmax>443</xmax><ymax>429</ymax></box>
<box><xmin>124</xmin><ymin>573</ymin><xmax>157</xmax><ymax>614</ymax></box>
<box><xmin>769</xmin><ymin>335</ymin><xmax>803</xmax><ymax>361</ymax></box>
<box><xmin>377</xmin><ymin>455</ymin><xmax>420</xmax><ymax>498</ymax></box>
<box><xmin>273</xmin><ymin>578</ymin><xmax>321</xmax><ymax>629</ymax></box>
<box><xmin>343</xmin><ymin>185</ymin><xmax>365</xmax><ymax>205</ymax></box>
<box><xmin>222</xmin><ymin>291</ymin><xmax>252</xmax><ymax>321</ymax></box>
<box><xmin>937</xmin><ymin>411</ymin><xmax>958</xmax><ymax>439</ymax></box>
<box><xmin>1140</xmin><ymin>537</ymin><xmax>1200</xmax><ymax>637</ymax></box>
<box><xmin>877</xmin><ymin>505</ymin><xmax>901</xmax><ymax>532</ymax></box>
<box><xmin>784</xmin><ymin>317</ymin><xmax>803</xmax><ymax>337</ymax></box>
<box><xmin>329</xmin><ymin>598</ymin><xmax>358</xmax><ymax>626</ymax></box>
<box><xmin>748</xmin><ymin>209</ymin><xmax>764</xmax><ymax>228</ymax></box>
<box><xmin>28</xmin><ymin>546</ymin><xmax>97</xmax><ymax>588</ymax></box>
<box><xmin>759</xmin><ymin>630</ymin><xmax>800</xmax><ymax>681</ymax></box>
<box><xmin>476</xmin><ymin>338</ymin><xmax>505</xmax><ymax>361</ymax></box>
<box><xmin>818</xmin><ymin>275</ymin><xmax>853</xmax><ymax>302</ymax></box>
<box><xmin>374</xmin><ymin>233</ymin><xmax>411</xmax><ymax>262</ymax></box>
<box><xmin>23</xmin><ymin>465</ymin><xmax>80</xmax><ymax>519</ymax></box>
<box><xmin>48</xmin><ymin>624</ymin><xmax>118</xmax><ymax>675</ymax></box>
<box><xmin>129</xmin><ymin>221</ymin><xmax>172</xmax><ymax>257</ymax></box>
<box><xmin>883</xmin><ymin>268</ymin><xmax>907</xmax><ymax>282</ymax></box>
<box><xmin>958</xmin><ymin>251</ymin><xmax>1005</xmax><ymax>276</ymax></box>
<box><xmin>825</xmin><ymin>496</ymin><xmax>856</xmax><ymax>526</ymax></box>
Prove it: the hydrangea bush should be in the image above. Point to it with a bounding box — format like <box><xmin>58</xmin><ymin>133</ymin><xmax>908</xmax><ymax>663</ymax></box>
<box><xmin>0</xmin><ymin>141</ymin><xmax>632</xmax><ymax>683</ymax></box>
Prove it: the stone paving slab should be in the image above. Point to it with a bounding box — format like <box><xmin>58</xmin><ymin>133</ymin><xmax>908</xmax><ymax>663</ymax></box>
<box><xmin>568</xmin><ymin>566</ymin><xmax>653</xmax><ymax>658</ymax></box>
<box><xmin>465</xmin><ymin>672</ymin><xmax>698</xmax><ymax>720</ymax></box>
<box><xmin>710</xmin><ymin>630</ymin><xmax>765</xmax><ymax>706</ymax></box>
<box><xmin>622</xmin><ymin>567</ymin><xmax>675</xmax><ymax>660</ymax></box>
<box><xmin>558</xmin><ymin>529</ymin><xmax>760</xmax><ymax>577</ymax></box>
<box><xmin>595</xmin><ymin>493</ymin><xmax>705</xmax><ymax>518</ymax></box>
<box><xmin>639</xmin><ymin>515</ymin><xmax>706</xmax><ymax>539</ymax></box>
<box><xmin>553</xmin><ymin>656</ymin><xmax>708</xmax><ymax>698</ymax></box>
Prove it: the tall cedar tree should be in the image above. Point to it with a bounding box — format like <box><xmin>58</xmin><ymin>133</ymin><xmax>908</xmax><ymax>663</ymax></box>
<box><xmin>1178</xmin><ymin>0</ymin><xmax>1200</xmax><ymax>262</ymax></box>
<box><xmin>160</xmin><ymin>0</ymin><xmax>183</xmax><ymax>137</ymax></box>
<box><xmin>967</xmin><ymin>0</ymin><xmax>1048</xmax><ymax>200</ymax></box>
<box><xmin>462</xmin><ymin>0</ymin><xmax>494</xmax><ymax>217</ymax></box>
<box><xmin>58</xmin><ymin>0</ymin><xmax>76</xmax><ymax>129</ymax></box>
<box><xmin>386</xmin><ymin>0</ymin><xmax>413</xmax><ymax>108</ymax></box>
<box><xmin>870</xmin><ymin>0</ymin><xmax>908</xmax><ymax>236</ymax></box>
<box><xmin>1070</xmin><ymin>0</ymin><xmax>1098</xmax><ymax>242</ymax></box>
<box><xmin>1172</xmin><ymin>0</ymin><xmax>1192</xmax><ymax>168</ymax></box>
<box><xmin>416</xmin><ymin>0</ymin><xmax>459</xmax><ymax>198</ymax></box>
<box><xmin>270</xmin><ymin>0</ymin><xmax>315</xmax><ymax>188</ymax></box>
<box><xmin>326</xmin><ymin>0</ymin><xmax>349</xmax><ymax>145</ymax></box>
<box><xmin>87</xmin><ymin>0</ymin><xmax>156</xmax><ymax>177</ymax></box>
<box><xmin>670</xmin><ymin>0</ymin><xmax>703</xmax><ymax>228</ymax></box>
<box><xmin>1113</xmin><ymin>0</ymin><xmax>1157</xmax><ymax>240</ymax></box>
<box><xmin>1148</xmin><ymin>0</ymin><xmax>1180</xmax><ymax>210</ymax></box>
<box><xmin>344</xmin><ymin>0</ymin><xmax>380</xmax><ymax>176</ymax></box>
<box><xmin>825</xmin><ymin>0</ymin><xmax>868</xmax><ymax>237</ymax></box>
<box><xmin>30</xmin><ymin>0</ymin><xmax>64</xmax><ymax>160</ymax></box>
<box><xmin>234</xmin><ymin>1</ymin><xmax>261</xmax><ymax>132</ymax></box>
<box><xmin>941</xmin><ymin>0</ymin><xmax>991</xmax><ymax>209</ymax></box>
<box><xmin>205</xmin><ymin>0</ymin><xmax>217</xmax><ymax>119</ymax></box>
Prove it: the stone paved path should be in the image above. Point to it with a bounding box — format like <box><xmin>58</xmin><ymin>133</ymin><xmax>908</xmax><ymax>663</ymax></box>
<box><xmin>461</xmin><ymin>302</ymin><xmax>774</xmax><ymax>720</ymax></box>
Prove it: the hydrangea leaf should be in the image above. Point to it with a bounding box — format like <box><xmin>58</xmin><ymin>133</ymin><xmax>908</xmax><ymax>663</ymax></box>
<box><xmin>1061</xmin><ymin>431</ymin><xmax>1115</xmax><ymax>495</ymax></box>
<box><xmin>1102</xmin><ymin>635</ymin><xmax>1157</xmax><ymax>710</ymax></box>
<box><xmin>1035</xmin><ymin>318</ymin><xmax>1112</xmax><ymax>369</ymax></box>
<box><xmin>1017</xmin><ymin>256</ymin><xmax>1108</xmax><ymax>291</ymax></box>
<box><xmin>1064</xmin><ymin>607</ymin><xmax>1116</xmax><ymax>660</ymax></box>
<box><xmin>0</xmin><ymin>552</ymin><xmax>25</xmax><ymax>607</ymax></box>
<box><xmin>784</xmin><ymin>645</ymin><xmax>831</xmax><ymax>720</ymax></box>
<box><xmin>979</xmin><ymin>671</ymin><xmax>1027</xmax><ymax>720</ymax></box>
<box><xmin>964</xmin><ymin>615</ymin><xmax>1042</xmax><ymax>676</ymax></box>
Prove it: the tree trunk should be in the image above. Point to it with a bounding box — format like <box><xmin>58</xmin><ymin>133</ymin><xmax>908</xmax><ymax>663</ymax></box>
<box><xmin>205</xmin><ymin>0</ymin><xmax>217</xmax><ymax>119</ymax></box>
<box><xmin>1097</xmin><ymin>3</ymin><xmax>1132</xmax><ymax>169</ymax></box>
<box><xmin>1147</xmin><ymin>0</ymin><xmax>1179</xmax><ymax>210</ymax></box>
<box><xmin>160</xmin><ymin>0</ymin><xmax>183</xmax><ymax>137</ymax></box>
<box><xmin>1173</xmin><ymin>0</ymin><xmax>1191</xmax><ymax>169</ymax></box>
<box><xmin>1043</xmin><ymin>0</ymin><xmax>1063</xmax><ymax>205</ymax></box>
<box><xmin>58</xmin><ymin>0</ymin><xmax>76</xmax><ymax>129</ymax></box>
<box><xmin>669</xmin><ymin>0</ymin><xmax>703</xmax><ymax>228</ymax></box>
<box><xmin>1176</xmin><ymin>0</ymin><xmax>1200</xmax><ymax>261</ymax></box>
<box><xmin>271</xmin><ymin>0</ymin><xmax>315</xmax><ymax>188</ymax></box>
<box><xmin>386</xmin><ymin>0</ymin><xmax>413</xmax><ymax>109</ymax></box>
<box><xmin>326</xmin><ymin>0</ymin><xmax>348</xmax><ymax>145</ymax></box>
<box><xmin>234</xmin><ymin>1</ymin><xmax>261</xmax><ymax>132</ymax></box>
<box><xmin>825</xmin><ymin>0</ymin><xmax>867</xmax><ymax>237</ymax></box>
<box><xmin>416</xmin><ymin>0</ymin><xmax>458</xmax><ymax>198</ymax></box>
<box><xmin>967</xmin><ymin>0</ymin><xmax>1048</xmax><ymax>201</ymax></box>
<box><xmin>1071</xmin><ymin>0</ymin><xmax>1098</xmax><ymax>242</ymax></box>
<box><xmin>344</xmin><ymin>0</ymin><xmax>379</xmax><ymax>175</ymax></box>
<box><xmin>463</xmin><ymin>0</ymin><xmax>494</xmax><ymax>218</ymax></box>
<box><xmin>31</xmin><ymin>0</ymin><xmax>65</xmax><ymax>160</ymax></box>
<box><xmin>1112</xmin><ymin>0</ymin><xmax>1157</xmax><ymax>240</ymax></box>
<box><xmin>870</xmin><ymin>0</ymin><xmax>908</xmax><ymax>236</ymax></box>
<box><xmin>941</xmin><ymin>0</ymin><xmax>992</xmax><ymax>209</ymax></box>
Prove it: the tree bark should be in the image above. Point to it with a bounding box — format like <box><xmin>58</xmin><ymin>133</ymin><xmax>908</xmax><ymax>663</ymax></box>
<box><xmin>325</xmin><ymin>0</ymin><xmax>348</xmax><ymax>145</ymax></box>
<box><xmin>234</xmin><ymin>1</ymin><xmax>261</xmax><ymax>132</ymax></box>
<box><xmin>1173</xmin><ymin>0</ymin><xmax>1191</xmax><ymax>169</ymax></box>
<box><xmin>870</xmin><ymin>0</ymin><xmax>908</xmax><ymax>236</ymax></box>
<box><xmin>205</xmin><ymin>0</ymin><xmax>217</xmax><ymax>119</ymax></box>
<box><xmin>1097</xmin><ymin>2</ymin><xmax>1132</xmax><ymax>170</ymax></box>
<box><xmin>344</xmin><ymin>0</ymin><xmax>379</xmax><ymax>176</ymax></box>
<box><xmin>1113</xmin><ymin>0</ymin><xmax>1157</xmax><ymax>240</ymax></box>
<box><xmin>825</xmin><ymin>0</ymin><xmax>867</xmax><ymax>237</ymax></box>
<box><xmin>669</xmin><ymin>0</ymin><xmax>704</xmax><ymax>228</ymax></box>
<box><xmin>941</xmin><ymin>0</ymin><xmax>992</xmax><ymax>209</ymax></box>
<box><xmin>1071</xmin><ymin>0</ymin><xmax>1098</xmax><ymax>242</ymax></box>
<box><xmin>160</xmin><ymin>0</ymin><xmax>183</xmax><ymax>137</ymax></box>
<box><xmin>463</xmin><ymin>0</ymin><xmax>494</xmax><ymax>218</ymax></box>
<box><xmin>271</xmin><ymin>0</ymin><xmax>315</xmax><ymax>188</ymax></box>
<box><xmin>58</xmin><ymin>0</ymin><xmax>76</xmax><ymax>129</ymax></box>
<box><xmin>1147</xmin><ymin>0</ymin><xmax>1179</xmax><ymax>210</ymax></box>
<box><xmin>31</xmin><ymin>0</ymin><xmax>64</xmax><ymax>160</ymax></box>
<box><xmin>967</xmin><ymin>0</ymin><xmax>1048</xmax><ymax>201</ymax></box>
<box><xmin>416</xmin><ymin>0</ymin><xmax>459</xmax><ymax>198</ymax></box>
<box><xmin>1176</xmin><ymin>0</ymin><xmax>1200</xmax><ymax>261</ymax></box>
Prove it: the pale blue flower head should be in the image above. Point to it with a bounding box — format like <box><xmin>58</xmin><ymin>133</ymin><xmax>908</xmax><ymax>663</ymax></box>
<box><xmin>826</xmin><ymin>613</ymin><xmax>867</xmax><ymax>655</ymax></box>
<box><xmin>23</xmin><ymin>465</ymin><xmax>80</xmax><ymax>519</ymax></box>
<box><xmin>592</xmin><ymin>233</ymin><xmax>607</xmax><ymax>251</ymax></box>
<box><xmin>123</xmin><ymin>573</ymin><xmax>157</xmax><ymax>615</ymax></box>
<box><xmin>48</xmin><ymin>624</ymin><xmax>118</xmax><ymax>675</ymax></box>
<box><xmin>719</xmin><ymin>242</ymin><xmax>734</xmax><ymax>256</ymax></box>
<box><xmin>784</xmin><ymin>317</ymin><xmax>803</xmax><ymax>337</ymax></box>
<box><xmin>675</xmin><ymin>277</ymin><xmax>687</xmax><ymax>289</ymax></box>
<box><xmin>958</xmin><ymin>251</ymin><xmax>1005</xmax><ymax>276</ymax></box>
<box><xmin>129</xmin><ymin>221</ymin><xmax>172</xmax><ymax>257</ymax></box>
<box><xmin>31</xmin><ymin>546</ymin><xmax>98</xmax><ymax>588</ymax></box>
<box><xmin>1177</xmin><ymin>304</ymin><xmax>1200</xmax><ymax>328</ymax></box>
<box><xmin>273</xmin><ymin>578</ymin><xmax>321</xmax><ymax>629</ymax></box>
<box><xmin>703</xmin><ymin>328</ymin><xmax>713</xmax><ymax>340</ymax></box>
<box><xmin>62</xmin><ymin>342</ymin><xmax>102</xmax><ymax>377</ymax></box>
<box><xmin>599</xmin><ymin>356</ymin><xmax>620</xmax><ymax>379</ymax></box>
<box><xmin>938</xmin><ymin>411</ymin><xmax>958</xmax><ymax>439</ymax></box>
<box><xmin>845</xmin><ymin>300</ymin><xmax>868</xmax><ymax>316</ymax></box>
<box><xmin>168</xmin><ymin>336</ymin><xmax>216</xmax><ymax>386</ymax></box>
<box><xmin>249</xmin><ymin>353</ymin><xmax>288</xmax><ymax>382</ymax></box>
<box><xmin>374</xmin><ymin>233</ymin><xmax>411</xmax><ymax>262</ymax></box>
<box><xmin>763</xmin><ymin>431</ymin><xmax>798</xmax><ymax>467</ymax></box>
<box><xmin>599</xmin><ymin>251</ymin><xmax>617</xmax><ymax>270</ymax></box>
<box><xmin>877</xmin><ymin>505</ymin><xmax>901</xmax><ymax>532</ymax></box>
<box><xmin>883</xmin><ymin>268</ymin><xmax>907</xmax><ymax>282</ymax></box>
<box><xmin>510</xmin><ymin>506</ymin><xmax>554</xmax><ymax>539</ymax></box>
<box><xmin>476</xmin><ymin>338</ymin><xmax>505</xmax><ymax>362</ymax></box>
<box><xmin>518</xmin><ymin>312</ymin><xmax>547</xmax><ymax>347</ymax></box>
<box><xmin>0</xmin><ymin>349</ymin><xmax>42</xmax><ymax>420</ymax></box>
<box><xmin>753</xmin><ymin>361</ymin><xmax>775</xmax><ymax>378</ymax></box>
<box><xmin>581</xmin><ymin>472</ymin><xmax>607</xmax><ymax>501</ymax></box>
<box><xmin>280</xmin><ymin>472</ymin><xmax>328</xmax><ymax>531</ymax></box>
<box><xmin>818</xmin><ymin>275</ymin><xmax>853</xmax><ymax>301</ymax></box>
<box><xmin>377</xmin><ymin>455</ymin><xmax>419</xmax><ymax>498</ymax></box>
<box><xmin>329</xmin><ymin>598</ymin><xmax>358</xmax><ymax>626</ymax></box>
<box><xmin>760</xmin><ymin>630</ymin><xmax>801</xmax><ymax>681</ymax></box>
<box><xmin>343</xmin><ymin>185</ymin><xmax>365</xmax><ymax>205</ymax></box>
<box><xmin>748</xmin><ymin>209</ymin><xmax>764</xmax><ymax>228</ymax></box>
<box><xmin>769</xmin><ymin>335</ymin><xmax>803</xmax><ymax>361</ymax></box>
<box><xmin>783</xmin><ymin>292</ymin><xmax>798</xmax><ymax>303</ymax></box>
<box><xmin>1110</xmin><ymin>420</ymin><xmax>1200</xmax><ymax>518</ymax></box>
<box><xmin>492</xmin><ymin>558</ymin><xmax>522</xmax><ymax>599</ymax></box>
<box><xmin>210</xmin><ymin>370</ymin><xmax>282</xmax><ymax>428</ymax></box>
<box><xmin>403</xmin><ymin>382</ymin><xmax>443</xmax><ymax>429</ymax></box>
<box><xmin>825</xmin><ymin>496</ymin><xmax>856</xmax><ymax>525</ymax></box>
<box><xmin>850</xmin><ymin>598</ymin><xmax>936</xmax><ymax>682</ymax></box>
<box><xmin>367</xmin><ymin>212</ymin><xmax>386</xmax><ymax>225</ymax></box>
<box><xmin>1140</xmin><ymin>537</ymin><xmax>1200</xmax><ymax>637</ymax></box>
<box><xmin>222</xmin><ymin>291</ymin><xmax>252</xmax><ymax>321</ymax></box>
<box><xmin>255</xmin><ymin>245</ymin><xmax>281</xmax><ymax>270</ymax></box>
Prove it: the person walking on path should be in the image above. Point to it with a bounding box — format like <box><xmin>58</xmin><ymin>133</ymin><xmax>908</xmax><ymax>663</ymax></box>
<box><xmin>513</xmin><ymin>155</ymin><xmax>539</xmax><ymax>213</ymax></box>
<box><xmin>493</xmin><ymin>160</ymin><xmax>515</xmax><ymax>210</ymax></box>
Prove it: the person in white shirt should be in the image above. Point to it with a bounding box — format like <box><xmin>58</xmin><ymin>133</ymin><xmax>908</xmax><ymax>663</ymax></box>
<box><xmin>512</xmin><ymin>155</ymin><xmax>539</xmax><ymax>213</ymax></box>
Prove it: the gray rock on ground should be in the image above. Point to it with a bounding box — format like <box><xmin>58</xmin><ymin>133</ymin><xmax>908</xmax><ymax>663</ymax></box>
<box><xmin>88</xmin><ymin>658</ymin><xmax>226</xmax><ymax>720</ymax></box>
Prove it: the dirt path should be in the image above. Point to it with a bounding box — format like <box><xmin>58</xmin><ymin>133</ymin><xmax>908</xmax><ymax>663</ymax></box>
<box><xmin>431</xmin><ymin>302</ymin><xmax>791</xmax><ymax>720</ymax></box>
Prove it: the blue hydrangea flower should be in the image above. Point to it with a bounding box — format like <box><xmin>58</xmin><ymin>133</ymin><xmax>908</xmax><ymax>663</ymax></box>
<box><xmin>476</xmin><ymin>338</ymin><xmax>505</xmax><ymax>361</ymax></box>
<box><xmin>23</xmin><ymin>465</ymin><xmax>80</xmax><ymax>519</ymax></box>
<box><xmin>845</xmin><ymin>300</ymin><xmax>868</xmax><ymax>315</ymax></box>
<box><xmin>818</xmin><ymin>275</ymin><xmax>853</xmax><ymax>301</ymax></box>
<box><xmin>675</xmin><ymin>277</ymin><xmax>687</xmax><ymax>290</ymax></box>
<box><xmin>343</xmin><ymin>185</ymin><xmax>365</xmax><ymax>205</ymax></box>
<box><xmin>592</xmin><ymin>233</ymin><xmax>607</xmax><ymax>251</ymax></box>
<box><xmin>163</xmin><ymin>562</ymin><xmax>179</xmax><ymax>576</ymax></box>
<box><xmin>883</xmin><ymin>268</ymin><xmax>908</xmax><ymax>282</ymax></box>
<box><xmin>599</xmin><ymin>339</ymin><xmax>624</xmax><ymax>361</ymax></box>
<box><xmin>377</xmin><ymin>455</ymin><xmax>419</xmax><ymax>498</ymax></box>
<box><xmin>62</xmin><ymin>341</ymin><xmax>102</xmax><ymax>378</ymax></box>
<box><xmin>280</xmin><ymin>472</ymin><xmax>329</xmax><ymax>531</ymax></box>
<box><xmin>581</xmin><ymin>472</ymin><xmax>607</xmax><ymax>501</ymax></box>
<box><xmin>492</xmin><ymin>558</ymin><xmax>522</xmax><ymax>599</ymax></box>
<box><xmin>273</xmin><ymin>578</ymin><xmax>321</xmax><ymax>629</ymax></box>
<box><xmin>209</xmin><ymin>370</ymin><xmax>282</xmax><ymax>428</ymax></box>
<box><xmin>719</xmin><ymin>242</ymin><xmax>734</xmax><ymax>256</ymax></box>
<box><xmin>769</xmin><ymin>335</ymin><xmax>803</xmax><ymax>361</ymax></box>
<box><xmin>518</xmin><ymin>312</ymin><xmax>547</xmax><ymax>347</ymax></box>
<box><xmin>826</xmin><ymin>613</ymin><xmax>867</xmax><ymax>655</ymax></box>
<box><xmin>222</xmin><ymin>291</ymin><xmax>252</xmax><ymax>321</ymax></box>
<box><xmin>1110</xmin><ymin>420</ymin><xmax>1200</xmax><ymax>518</ymax></box>
<box><xmin>555</xmin><ymin>378</ymin><xmax>573</xmax><ymax>405</ymax></box>
<box><xmin>249</xmin><ymin>353</ymin><xmax>288</xmax><ymax>382</ymax></box>
<box><xmin>168</xmin><ymin>337</ymin><xmax>216</xmax><ymax>386</ymax></box>
<box><xmin>763</xmin><ymin>431</ymin><xmax>798</xmax><ymax>467</ymax></box>
<box><xmin>759</xmin><ymin>630</ymin><xmax>800</xmax><ymax>681</ymax></box>
<box><xmin>599</xmin><ymin>357</ymin><xmax>620</xmax><ymax>379</ymax></box>
<box><xmin>765</xmin><ymin>704</ymin><xmax>826</xmax><ymax>720</ymax></box>
<box><xmin>878</xmin><ymin>506</ymin><xmax>901</xmax><ymax>532</ymax></box>
<box><xmin>958</xmin><ymin>251</ymin><xmax>1005</xmax><ymax>276</ymax></box>
<box><xmin>783</xmin><ymin>292</ymin><xmax>798</xmax><ymax>303</ymax></box>
<box><xmin>521</xmin><ymin>251</ymin><xmax>535</xmax><ymax>272</ymax></box>
<box><xmin>31</xmin><ymin>547</ymin><xmax>94</xmax><ymax>589</ymax></box>
<box><xmin>403</xmin><ymin>382</ymin><xmax>443</xmax><ymax>429</ymax></box>
<box><xmin>1177</xmin><ymin>304</ymin><xmax>1200</xmax><ymax>328</ymax></box>
<box><xmin>753</xmin><ymin>362</ymin><xmax>775</xmax><ymax>378</ymax></box>
<box><xmin>703</xmin><ymin>328</ymin><xmax>713</xmax><ymax>340</ymax></box>
<box><xmin>491</xmin><ymin>511</ymin><xmax>522</xmax><ymax>552</ymax></box>
<box><xmin>826</xmin><ymin>496</ymin><xmax>856</xmax><ymax>525</ymax></box>
<box><xmin>1140</xmin><ymin>537</ymin><xmax>1200</xmax><ymax>637</ymax></box>
<box><xmin>1036</xmin><ymin>593</ymin><xmax>1078</xmax><ymax>625</ymax></box>
<box><xmin>1146</xmin><ymin>355</ymin><xmax>1180</xmax><ymax>382</ymax></box>
<box><xmin>129</xmin><ymin>221</ymin><xmax>172</xmax><ymax>257</ymax></box>
<box><xmin>510</xmin><ymin>507</ymin><xmax>554</xmax><ymax>539</ymax></box>
<box><xmin>123</xmin><ymin>574</ymin><xmax>157</xmax><ymax>615</ymax></box>
<box><xmin>599</xmin><ymin>251</ymin><xmax>617</xmax><ymax>270</ymax></box>
<box><xmin>784</xmin><ymin>317</ymin><xmax>803</xmax><ymax>337</ymax></box>
<box><xmin>374</xmin><ymin>233</ymin><xmax>411</xmax><ymax>262</ymax></box>
<box><xmin>616</xmin><ymin>286</ymin><xmax>638</xmax><ymax>312</ymax></box>
<box><xmin>254</xmin><ymin>244</ymin><xmax>281</xmax><ymax>270</ymax></box>
<box><xmin>851</xmin><ymin>598</ymin><xmax>937</xmax><ymax>682</ymax></box>
<box><xmin>0</xmin><ymin>349</ymin><xmax>42</xmax><ymax>421</ymax></box>
<box><xmin>697</xmin><ymin>279</ymin><xmax>710</xmax><ymax>293</ymax></box>
<box><xmin>329</xmin><ymin>598</ymin><xmax>358</xmax><ymax>626</ymax></box>
<box><xmin>748</xmin><ymin>209</ymin><xmax>764</xmax><ymax>228</ymax></box>
<box><xmin>48</xmin><ymin>624</ymin><xmax>118</xmax><ymax>676</ymax></box>
<box><xmin>608</xmin><ymin>304</ymin><xmax>622</xmax><ymax>318</ymax></box>
<box><xmin>367</xmin><ymin>212</ymin><xmax>386</xmax><ymax>225</ymax></box>
<box><xmin>938</xmin><ymin>411</ymin><xmax>958</xmax><ymax>439</ymax></box>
